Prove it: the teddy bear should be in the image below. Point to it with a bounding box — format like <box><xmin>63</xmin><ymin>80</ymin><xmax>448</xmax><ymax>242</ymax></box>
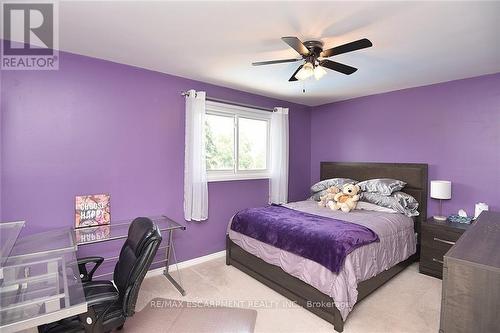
<box><xmin>318</xmin><ymin>186</ymin><xmax>340</xmax><ymax>207</ymax></box>
<box><xmin>327</xmin><ymin>183</ymin><xmax>361</xmax><ymax>212</ymax></box>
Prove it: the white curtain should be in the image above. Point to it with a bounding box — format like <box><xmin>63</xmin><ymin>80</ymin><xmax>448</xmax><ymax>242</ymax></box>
<box><xmin>269</xmin><ymin>107</ymin><xmax>289</xmax><ymax>204</ymax></box>
<box><xmin>184</xmin><ymin>90</ymin><xmax>208</xmax><ymax>221</ymax></box>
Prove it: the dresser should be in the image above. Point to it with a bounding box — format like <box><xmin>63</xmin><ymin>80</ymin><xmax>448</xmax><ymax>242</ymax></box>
<box><xmin>419</xmin><ymin>217</ymin><xmax>469</xmax><ymax>279</ymax></box>
<box><xmin>440</xmin><ymin>211</ymin><xmax>500</xmax><ymax>333</ymax></box>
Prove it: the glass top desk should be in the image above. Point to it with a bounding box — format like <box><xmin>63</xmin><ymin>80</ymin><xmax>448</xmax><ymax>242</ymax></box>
<box><xmin>75</xmin><ymin>215</ymin><xmax>186</xmax><ymax>296</ymax></box>
<box><xmin>0</xmin><ymin>221</ymin><xmax>25</xmax><ymax>268</ymax></box>
<box><xmin>0</xmin><ymin>224</ymin><xmax>87</xmax><ymax>333</ymax></box>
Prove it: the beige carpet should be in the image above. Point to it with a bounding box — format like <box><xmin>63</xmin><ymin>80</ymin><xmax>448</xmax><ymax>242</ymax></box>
<box><xmin>134</xmin><ymin>258</ymin><xmax>442</xmax><ymax>333</ymax></box>
<box><xmin>123</xmin><ymin>297</ymin><xmax>257</xmax><ymax>333</ymax></box>
<box><xmin>23</xmin><ymin>256</ymin><xmax>441</xmax><ymax>333</ymax></box>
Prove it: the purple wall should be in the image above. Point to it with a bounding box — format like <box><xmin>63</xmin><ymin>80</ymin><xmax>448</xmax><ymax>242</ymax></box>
<box><xmin>2</xmin><ymin>46</ymin><xmax>498</xmax><ymax>278</ymax></box>
<box><xmin>311</xmin><ymin>73</ymin><xmax>500</xmax><ymax>217</ymax></box>
<box><xmin>0</xmin><ymin>51</ymin><xmax>311</xmax><ymax>271</ymax></box>
<box><xmin>0</xmin><ymin>69</ymin><xmax>3</xmax><ymax>220</ymax></box>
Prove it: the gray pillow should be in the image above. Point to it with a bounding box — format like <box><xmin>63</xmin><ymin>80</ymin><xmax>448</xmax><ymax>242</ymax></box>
<box><xmin>357</xmin><ymin>178</ymin><xmax>406</xmax><ymax>196</ymax></box>
<box><xmin>360</xmin><ymin>191</ymin><xmax>419</xmax><ymax>217</ymax></box>
<box><xmin>310</xmin><ymin>178</ymin><xmax>358</xmax><ymax>193</ymax></box>
<box><xmin>310</xmin><ymin>189</ymin><xmax>328</xmax><ymax>201</ymax></box>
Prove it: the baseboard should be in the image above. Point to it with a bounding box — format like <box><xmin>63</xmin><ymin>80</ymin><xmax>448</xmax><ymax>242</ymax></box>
<box><xmin>145</xmin><ymin>250</ymin><xmax>226</xmax><ymax>278</ymax></box>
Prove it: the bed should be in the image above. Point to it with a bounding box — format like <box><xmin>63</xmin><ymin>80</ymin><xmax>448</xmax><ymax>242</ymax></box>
<box><xmin>226</xmin><ymin>162</ymin><xmax>428</xmax><ymax>332</ymax></box>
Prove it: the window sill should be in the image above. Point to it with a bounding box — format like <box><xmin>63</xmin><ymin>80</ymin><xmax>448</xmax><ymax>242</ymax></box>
<box><xmin>207</xmin><ymin>173</ymin><xmax>270</xmax><ymax>183</ymax></box>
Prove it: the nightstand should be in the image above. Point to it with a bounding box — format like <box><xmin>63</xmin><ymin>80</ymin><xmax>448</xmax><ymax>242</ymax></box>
<box><xmin>419</xmin><ymin>217</ymin><xmax>470</xmax><ymax>279</ymax></box>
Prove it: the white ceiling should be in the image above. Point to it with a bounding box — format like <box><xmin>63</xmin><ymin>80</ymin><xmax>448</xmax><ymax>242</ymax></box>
<box><xmin>17</xmin><ymin>1</ymin><xmax>500</xmax><ymax>105</ymax></box>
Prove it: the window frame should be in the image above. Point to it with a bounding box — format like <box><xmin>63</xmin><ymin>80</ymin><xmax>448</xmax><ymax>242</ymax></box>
<box><xmin>205</xmin><ymin>101</ymin><xmax>271</xmax><ymax>182</ymax></box>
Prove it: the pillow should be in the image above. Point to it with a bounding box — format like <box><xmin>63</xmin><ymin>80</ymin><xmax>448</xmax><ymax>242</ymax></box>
<box><xmin>357</xmin><ymin>178</ymin><xmax>406</xmax><ymax>196</ymax></box>
<box><xmin>310</xmin><ymin>189</ymin><xmax>327</xmax><ymax>201</ymax></box>
<box><xmin>360</xmin><ymin>191</ymin><xmax>419</xmax><ymax>217</ymax></box>
<box><xmin>355</xmin><ymin>201</ymin><xmax>399</xmax><ymax>214</ymax></box>
<box><xmin>311</xmin><ymin>178</ymin><xmax>358</xmax><ymax>193</ymax></box>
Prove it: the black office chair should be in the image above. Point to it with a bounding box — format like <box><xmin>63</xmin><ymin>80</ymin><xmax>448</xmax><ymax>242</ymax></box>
<box><xmin>40</xmin><ymin>217</ymin><xmax>162</xmax><ymax>333</ymax></box>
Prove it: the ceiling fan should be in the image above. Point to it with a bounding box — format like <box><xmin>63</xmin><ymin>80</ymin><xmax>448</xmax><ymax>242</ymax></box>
<box><xmin>252</xmin><ymin>37</ymin><xmax>372</xmax><ymax>81</ymax></box>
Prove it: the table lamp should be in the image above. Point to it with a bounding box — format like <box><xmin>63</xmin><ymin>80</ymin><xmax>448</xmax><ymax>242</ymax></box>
<box><xmin>430</xmin><ymin>180</ymin><xmax>452</xmax><ymax>221</ymax></box>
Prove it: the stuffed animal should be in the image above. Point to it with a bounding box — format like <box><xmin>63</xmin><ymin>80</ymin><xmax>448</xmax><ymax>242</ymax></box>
<box><xmin>318</xmin><ymin>186</ymin><xmax>340</xmax><ymax>207</ymax></box>
<box><xmin>328</xmin><ymin>184</ymin><xmax>361</xmax><ymax>212</ymax></box>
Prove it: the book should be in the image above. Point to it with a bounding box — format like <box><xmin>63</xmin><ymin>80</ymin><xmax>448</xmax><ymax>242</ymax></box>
<box><xmin>75</xmin><ymin>194</ymin><xmax>111</xmax><ymax>228</ymax></box>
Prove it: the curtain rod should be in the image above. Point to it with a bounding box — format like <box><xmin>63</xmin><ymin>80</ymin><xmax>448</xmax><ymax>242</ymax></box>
<box><xmin>181</xmin><ymin>91</ymin><xmax>275</xmax><ymax>113</ymax></box>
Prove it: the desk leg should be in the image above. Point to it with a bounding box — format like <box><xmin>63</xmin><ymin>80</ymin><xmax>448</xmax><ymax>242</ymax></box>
<box><xmin>163</xmin><ymin>229</ymin><xmax>186</xmax><ymax>296</ymax></box>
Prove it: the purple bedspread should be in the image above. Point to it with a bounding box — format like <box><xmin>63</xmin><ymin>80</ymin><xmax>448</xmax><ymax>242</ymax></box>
<box><xmin>231</xmin><ymin>205</ymin><xmax>379</xmax><ymax>273</ymax></box>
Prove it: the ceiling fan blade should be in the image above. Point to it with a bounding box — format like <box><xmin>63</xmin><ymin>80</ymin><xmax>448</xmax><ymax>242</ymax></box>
<box><xmin>320</xmin><ymin>38</ymin><xmax>372</xmax><ymax>58</ymax></box>
<box><xmin>252</xmin><ymin>58</ymin><xmax>302</xmax><ymax>66</ymax></box>
<box><xmin>288</xmin><ymin>65</ymin><xmax>303</xmax><ymax>81</ymax></box>
<box><xmin>281</xmin><ymin>37</ymin><xmax>310</xmax><ymax>56</ymax></box>
<box><xmin>319</xmin><ymin>60</ymin><xmax>357</xmax><ymax>75</ymax></box>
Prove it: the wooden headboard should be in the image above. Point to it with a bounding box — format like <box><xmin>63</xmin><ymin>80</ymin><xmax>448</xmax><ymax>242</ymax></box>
<box><xmin>320</xmin><ymin>162</ymin><xmax>428</xmax><ymax>250</ymax></box>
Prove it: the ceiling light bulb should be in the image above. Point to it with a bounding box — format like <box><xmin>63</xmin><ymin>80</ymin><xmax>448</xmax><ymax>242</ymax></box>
<box><xmin>295</xmin><ymin>62</ymin><xmax>314</xmax><ymax>81</ymax></box>
<box><xmin>303</xmin><ymin>62</ymin><xmax>314</xmax><ymax>71</ymax></box>
<box><xmin>314</xmin><ymin>66</ymin><xmax>327</xmax><ymax>80</ymax></box>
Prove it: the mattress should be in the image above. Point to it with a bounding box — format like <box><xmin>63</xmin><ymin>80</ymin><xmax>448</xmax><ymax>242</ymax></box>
<box><xmin>227</xmin><ymin>200</ymin><xmax>416</xmax><ymax>320</ymax></box>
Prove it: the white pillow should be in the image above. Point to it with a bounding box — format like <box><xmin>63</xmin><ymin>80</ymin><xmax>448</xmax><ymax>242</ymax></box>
<box><xmin>356</xmin><ymin>201</ymin><xmax>398</xmax><ymax>214</ymax></box>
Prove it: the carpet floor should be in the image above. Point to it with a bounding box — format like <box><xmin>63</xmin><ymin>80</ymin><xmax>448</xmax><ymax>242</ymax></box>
<box><xmin>125</xmin><ymin>297</ymin><xmax>257</xmax><ymax>333</ymax></box>
<box><xmin>129</xmin><ymin>257</ymin><xmax>442</xmax><ymax>333</ymax></box>
<box><xmin>24</xmin><ymin>257</ymin><xmax>441</xmax><ymax>333</ymax></box>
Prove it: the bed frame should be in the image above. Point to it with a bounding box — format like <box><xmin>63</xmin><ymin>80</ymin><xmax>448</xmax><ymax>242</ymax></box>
<box><xmin>226</xmin><ymin>162</ymin><xmax>428</xmax><ymax>332</ymax></box>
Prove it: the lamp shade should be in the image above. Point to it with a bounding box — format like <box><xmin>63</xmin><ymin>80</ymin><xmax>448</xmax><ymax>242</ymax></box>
<box><xmin>430</xmin><ymin>180</ymin><xmax>452</xmax><ymax>199</ymax></box>
<box><xmin>295</xmin><ymin>62</ymin><xmax>314</xmax><ymax>80</ymax></box>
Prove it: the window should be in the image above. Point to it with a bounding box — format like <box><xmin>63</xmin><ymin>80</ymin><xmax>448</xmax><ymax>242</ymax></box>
<box><xmin>205</xmin><ymin>113</ymin><xmax>234</xmax><ymax>171</ymax></box>
<box><xmin>205</xmin><ymin>101</ymin><xmax>270</xmax><ymax>181</ymax></box>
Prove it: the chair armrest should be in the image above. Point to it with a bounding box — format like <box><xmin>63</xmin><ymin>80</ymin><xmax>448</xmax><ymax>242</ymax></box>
<box><xmin>77</xmin><ymin>256</ymin><xmax>104</xmax><ymax>282</ymax></box>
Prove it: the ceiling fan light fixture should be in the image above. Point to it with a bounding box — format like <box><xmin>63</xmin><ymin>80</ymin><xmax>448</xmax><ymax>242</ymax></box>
<box><xmin>314</xmin><ymin>66</ymin><xmax>327</xmax><ymax>80</ymax></box>
<box><xmin>255</xmin><ymin>36</ymin><xmax>372</xmax><ymax>82</ymax></box>
<box><xmin>295</xmin><ymin>62</ymin><xmax>314</xmax><ymax>80</ymax></box>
